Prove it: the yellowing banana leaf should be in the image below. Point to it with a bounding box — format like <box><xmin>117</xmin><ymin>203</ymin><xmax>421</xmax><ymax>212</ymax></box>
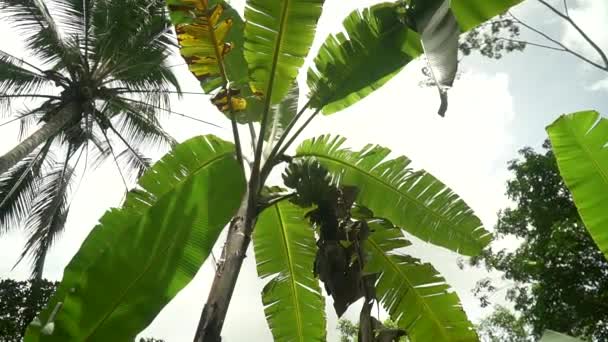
<box><xmin>168</xmin><ymin>0</ymin><xmax>261</xmax><ymax>122</ymax></box>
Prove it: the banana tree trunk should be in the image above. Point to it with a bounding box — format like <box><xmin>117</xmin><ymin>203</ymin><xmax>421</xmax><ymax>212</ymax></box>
<box><xmin>0</xmin><ymin>103</ymin><xmax>78</xmax><ymax>175</ymax></box>
<box><xmin>193</xmin><ymin>191</ymin><xmax>258</xmax><ymax>342</ymax></box>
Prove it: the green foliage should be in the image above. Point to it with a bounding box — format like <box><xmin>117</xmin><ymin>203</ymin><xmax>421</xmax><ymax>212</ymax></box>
<box><xmin>253</xmin><ymin>200</ymin><xmax>325</xmax><ymax>342</ymax></box>
<box><xmin>337</xmin><ymin>318</ymin><xmax>407</xmax><ymax>342</ymax></box>
<box><xmin>472</xmin><ymin>141</ymin><xmax>608</xmax><ymax>340</ymax></box>
<box><xmin>477</xmin><ymin>306</ymin><xmax>532</xmax><ymax>342</ymax></box>
<box><xmin>547</xmin><ymin>111</ymin><xmax>608</xmax><ymax>260</ymax></box>
<box><xmin>244</xmin><ymin>0</ymin><xmax>324</xmax><ymax>105</ymax></box>
<box><xmin>450</xmin><ymin>0</ymin><xmax>524</xmax><ymax>32</ymax></box>
<box><xmin>307</xmin><ymin>3</ymin><xmax>422</xmax><ymax>115</ymax></box>
<box><xmin>0</xmin><ymin>278</ymin><xmax>57</xmax><ymax>341</ymax></box>
<box><xmin>283</xmin><ymin>159</ymin><xmax>370</xmax><ymax>317</ymax></box>
<box><xmin>540</xmin><ymin>330</ymin><xmax>584</xmax><ymax>342</ymax></box>
<box><xmin>23</xmin><ymin>0</ymin><xmax>529</xmax><ymax>340</ymax></box>
<box><xmin>365</xmin><ymin>222</ymin><xmax>477</xmax><ymax>342</ymax></box>
<box><xmin>296</xmin><ymin>135</ymin><xmax>491</xmax><ymax>256</ymax></box>
<box><xmin>459</xmin><ymin>14</ymin><xmax>525</xmax><ymax>59</ymax></box>
<box><xmin>25</xmin><ymin>136</ymin><xmax>245</xmax><ymax>342</ymax></box>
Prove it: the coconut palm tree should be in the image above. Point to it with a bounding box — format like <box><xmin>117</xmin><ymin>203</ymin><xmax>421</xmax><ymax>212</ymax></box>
<box><xmin>0</xmin><ymin>0</ymin><xmax>181</xmax><ymax>278</ymax></box>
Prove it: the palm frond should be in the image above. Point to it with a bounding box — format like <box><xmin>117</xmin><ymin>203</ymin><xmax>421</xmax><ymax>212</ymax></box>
<box><xmin>0</xmin><ymin>51</ymin><xmax>51</xmax><ymax>113</ymax></box>
<box><xmin>89</xmin><ymin>134</ymin><xmax>111</xmax><ymax>169</ymax></box>
<box><xmin>90</xmin><ymin>0</ymin><xmax>177</xmax><ymax>90</ymax></box>
<box><xmin>51</xmin><ymin>0</ymin><xmax>94</xmax><ymax>41</ymax></box>
<box><xmin>116</xmin><ymin>147</ymin><xmax>152</xmax><ymax>181</ymax></box>
<box><xmin>19</xmin><ymin>159</ymin><xmax>74</xmax><ymax>278</ymax></box>
<box><xmin>15</xmin><ymin>102</ymin><xmax>54</xmax><ymax>140</ymax></box>
<box><xmin>0</xmin><ymin>0</ymin><xmax>76</xmax><ymax>67</ymax></box>
<box><xmin>0</xmin><ymin>142</ymin><xmax>53</xmax><ymax>234</ymax></box>
<box><xmin>104</xmin><ymin>98</ymin><xmax>177</xmax><ymax>149</ymax></box>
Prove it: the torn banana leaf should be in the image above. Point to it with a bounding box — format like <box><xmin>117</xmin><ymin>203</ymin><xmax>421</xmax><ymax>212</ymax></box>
<box><xmin>168</xmin><ymin>0</ymin><xmax>262</xmax><ymax>122</ymax></box>
<box><xmin>405</xmin><ymin>0</ymin><xmax>524</xmax><ymax>116</ymax></box>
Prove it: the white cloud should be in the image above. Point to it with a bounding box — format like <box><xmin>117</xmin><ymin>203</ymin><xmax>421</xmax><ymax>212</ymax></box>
<box><xmin>588</xmin><ymin>78</ymin><xmax>608</xmax><ymax>92</ymax></box>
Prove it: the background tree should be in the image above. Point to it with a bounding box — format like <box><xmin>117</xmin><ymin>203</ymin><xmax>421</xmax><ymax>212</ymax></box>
<box><xmin>0</xmin><ymin>279</ymin><xmax>164</xmax><ymax>342</ymax></box>
<box><xmin>471</xmin><ymin>141</ymin><xmax>608</xmax><ymax>341</ymax></box>
<box><xmin>0</xmin><ymin>0</ymin><xmax>181</xmax><ymax>278</ymax></box>
<box><xmin>476</xmin><ymin>305</ymin><xmax>532</xmax><ymax>342</ymax></box>
<box><xmin>0</xmin><ymin>278</ymin><xmax>57</xmax><ymax>341</ymax></box>
<box><xmin>338</xmin><ymin>318</ymin><xmax>407</xmax><ymax>342</ymax></box>
<box><xmin>463</xmin><ymin>0</ymin><xmax>607</xmax><ymax>72</ymax></box>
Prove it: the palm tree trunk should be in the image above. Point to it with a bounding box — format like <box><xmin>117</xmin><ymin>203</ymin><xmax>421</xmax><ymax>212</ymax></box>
<box><xmin>0</xmin><ymin>103</ymin><xmax>77</xmax><ymax>176</ymax></box>
<box><xmin>193</xmin><ymin>191</ymin><xmax>258</xmax><ymax>342</ymax></box>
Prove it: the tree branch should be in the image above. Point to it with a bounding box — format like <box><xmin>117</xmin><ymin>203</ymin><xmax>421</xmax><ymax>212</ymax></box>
<box><xmin>537</xmin><ymin>0</ymin><xmax>608</xmax><ymax>69</ymax></box>
<box><xmin>510</xmin><ymin>11</ymin><xmax>608</xmax><ymax>72</ymax></box>
<box><xmin>495</xmin><ymin>37</ymin><xmax>566</xmax><ymax>52</ymax></box>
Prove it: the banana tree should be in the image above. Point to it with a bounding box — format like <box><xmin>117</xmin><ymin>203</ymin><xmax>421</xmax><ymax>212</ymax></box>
<box><xmin>27</xmin><ymin>0</ymin><xmax>525</xmax><ymax>341</ymax></box>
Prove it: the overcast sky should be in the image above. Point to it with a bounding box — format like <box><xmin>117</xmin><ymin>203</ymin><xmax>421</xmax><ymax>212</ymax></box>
<box><xmin>1</xmin><ymin>0</ymin><xmax>608</xmax><ymax>341</ymax></box>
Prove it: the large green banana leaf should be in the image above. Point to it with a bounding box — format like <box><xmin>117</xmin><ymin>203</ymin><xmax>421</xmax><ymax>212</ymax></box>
<box><xmin>244</xmin><ymin>0</ymin><xmax>324</xmax><ymax>105</ymax></box>
<box><xmin>307</xmin><ymin>3</ymin><xmax>423</xmax><ymax>115</ymax></box>
<box><xmin>365</xmin><ymin>221</ymin><xmax>477</xmax><ymax>342</ymax></box>
<box><xmin>253</xmin><ymin>200</ymin><xmax>326</xmax><ymax>341</ymax></box>
<box><xmin>296</xmin><ymin>135</ymin><xmax>491</xmax><ymax>256</ymax></box>
<box><xmin>547</xmin><ymin>110</ymin><xmax>608</xmax><ymax>260</ymax></box>
<box><xmin>308</xmin><ymin>0</ymin><xmax>524</xmax><ymax>115</ymax></box>
<box><xmin>25</xmin><ymin>135</ymin><xmax>245</xmax><ymax>342</ymax></box>
<box><xmin>451</xmin><ymin>0</ymin><xmax>524</xmax><ymax>31</ymax></box>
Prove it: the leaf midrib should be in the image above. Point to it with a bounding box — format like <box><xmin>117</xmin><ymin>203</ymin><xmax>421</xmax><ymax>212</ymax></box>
<box><xmin>81</xmin><ymin>151</ymin><xmax>234</xmax><ymax>339</ymax></box>
<box><xmin>261</xmin><ymin>0</ymin><xmax>290</xmax><ymax>113</ymax></box>
<box><xmin>367</xmin><ymin>237</ymin><xmax>450</xmax><ymax>341</ymax></box>
<box><xmin>274</xmin><ymin>204</ymin><xmax>305</xmax><ymax>342</ymax></box>
<box><xmin>296</xmin><ymin>152</ymin><xmax>484</xmax><ymax>252</ymax></box>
